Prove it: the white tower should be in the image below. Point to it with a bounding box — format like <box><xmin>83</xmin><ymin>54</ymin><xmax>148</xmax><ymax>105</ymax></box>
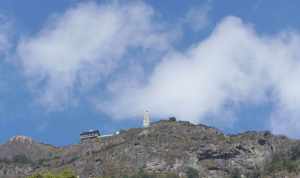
<box><xmin>143</xmin><ymin>110</ymin><xmax>150</xmax><ymax>128</ymax></box>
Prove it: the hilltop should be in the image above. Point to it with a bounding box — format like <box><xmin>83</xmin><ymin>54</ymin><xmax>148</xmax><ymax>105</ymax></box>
<box><xmin>1</xmin><ymin>120</ymin><xmax>300</xmax><ymax>178</ymax></box>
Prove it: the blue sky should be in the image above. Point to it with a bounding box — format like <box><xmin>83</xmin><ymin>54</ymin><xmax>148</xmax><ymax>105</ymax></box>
<box><xmin>0</xmin><ymin>0</ymin><xmax>300</xmax><ymax>146</ymax></box>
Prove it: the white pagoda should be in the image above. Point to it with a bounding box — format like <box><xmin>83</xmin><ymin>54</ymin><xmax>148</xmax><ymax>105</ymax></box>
<box><xmin>143</xmin><ymin>110</ymin><xmax>150</xmax><ymax>128</ymax></box>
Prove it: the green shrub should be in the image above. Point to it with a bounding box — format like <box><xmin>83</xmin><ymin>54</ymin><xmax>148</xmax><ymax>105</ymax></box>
<box><xmin>291</xmin><ymin>144</ymin><xmax>300</xmax><ymax>160</ymax></box>
<box><xmin>185</xmin><ymin>167</ymin><xmax>199</xmax><ymax>178</ymax></box>
<box><xmin>28</xmin><ymin>169</ymin><xmax>181</xmax><ymax>178</ymax></box>
<box><xmin>266</xmin><ymin>149</ymin><xmax>300</xmax><ymax>174</ymax></box>
<box><xmin>27</xmin><ymin>169</ymin><xmax>76</xmax><ymax>178</ymax></box>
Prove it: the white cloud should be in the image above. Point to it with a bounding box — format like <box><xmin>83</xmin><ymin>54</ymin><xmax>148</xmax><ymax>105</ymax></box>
<box><xmin>16</xmin><ymin>0</ymin><xmax>300</xmax><ymax>138</ymax></box>
<box><xmin>17</xmin><ymin>1</ymin><xmax>171</xmax><ymax>109</ymax></box>
<box><xmin>100</xmin><ymin>16</ymin><xmax>300</xmax><ymax>137</ymax></box>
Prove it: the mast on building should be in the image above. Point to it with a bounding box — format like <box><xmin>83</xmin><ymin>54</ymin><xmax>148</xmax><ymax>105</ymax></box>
<box><xmin>143</xmin><ymin>110</ymin><xmax>150</xmax><ymax>128</ymax></box>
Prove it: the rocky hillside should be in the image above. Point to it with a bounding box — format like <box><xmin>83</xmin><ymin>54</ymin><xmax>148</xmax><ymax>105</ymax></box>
<box><xmin>1</xmin><ymin>120</ymin><xmax>300</xmax><ymax>178</ymax></box>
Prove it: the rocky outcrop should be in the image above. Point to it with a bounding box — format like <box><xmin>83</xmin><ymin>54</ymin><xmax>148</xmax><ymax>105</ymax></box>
<box><xmin>0</xmin><ymin>120</ymin><xmax>299</xmax><ymax>178</ymax></box>
<box><xmin>9</xmin><ymin>136</ymin><xmax>33</xmax><ymax>144</ymax></box>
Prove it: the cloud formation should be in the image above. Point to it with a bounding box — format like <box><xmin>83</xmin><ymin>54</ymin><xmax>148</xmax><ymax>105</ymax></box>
<box><xmin>18</xmin><ymin>1</ymin><xmax>170</xmax><ymax>109</ymax></box>
<box><xmin>101</xmin><ymin>16</ymin><xmax>300</xmax><ymax>137</ymax></box>
<box><xmin>15</xmin><ymin>1</ymin><xmax>300</xmax><ymax>138</ymax></box>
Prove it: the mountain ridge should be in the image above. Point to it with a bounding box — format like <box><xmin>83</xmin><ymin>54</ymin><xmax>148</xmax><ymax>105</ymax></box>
<box><xmin>1</xmin><ymin>119</ymin><xmax>300</xmax><ymax>178</ymax></box>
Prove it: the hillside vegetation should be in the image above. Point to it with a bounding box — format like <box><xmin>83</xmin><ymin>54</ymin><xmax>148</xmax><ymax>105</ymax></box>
<box><xmin>1</xmin><ymin>120</ymin><xmax>300</xmax><ymax>178</ymax></box>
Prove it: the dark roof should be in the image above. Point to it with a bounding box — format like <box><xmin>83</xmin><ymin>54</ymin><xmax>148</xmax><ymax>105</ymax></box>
<box><xmin>80</xmin><ymin>129</ymin><xmax>100</xmax><ymax>136</ymax></box>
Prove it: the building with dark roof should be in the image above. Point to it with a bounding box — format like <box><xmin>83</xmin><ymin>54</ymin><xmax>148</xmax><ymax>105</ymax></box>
<box><xmin>80</xmin><ymin>129</ymin><xmax>100</xmax><ymax>143</ymax></box>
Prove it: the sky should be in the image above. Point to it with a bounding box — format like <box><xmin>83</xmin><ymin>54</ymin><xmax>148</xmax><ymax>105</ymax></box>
<box><xmin>0</xmin><ymin>0</ymin><xmax>300</xmax><ymax>145</ymax></box>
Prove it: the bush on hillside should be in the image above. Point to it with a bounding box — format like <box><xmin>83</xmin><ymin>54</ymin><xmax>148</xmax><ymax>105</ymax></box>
<box><xmin>185</xmin><ymin>167</ymin><xmax>199</xmax><ymax>178</ymax></box>
<box><xmin>27</xmin><ymin>169</ymin><xmax>76</xmax><ymax>178</ymax></box>
<box><xmin>27</xmin><ymin>169</ymin><xmax>181</xmax><ymax>178</ymax></box>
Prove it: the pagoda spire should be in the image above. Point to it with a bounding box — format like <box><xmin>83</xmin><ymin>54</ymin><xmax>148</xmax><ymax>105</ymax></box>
<box><xmin>143</xmin><ymin>110</ymin><xmax>150</xmax><ymax>128</ymax></box>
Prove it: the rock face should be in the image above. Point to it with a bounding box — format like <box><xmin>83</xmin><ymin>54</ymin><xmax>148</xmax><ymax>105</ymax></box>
<box><xmin>0</xmin><ymin>120</ymin><xmax>299</xmax><ymax>178</ymax></box>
